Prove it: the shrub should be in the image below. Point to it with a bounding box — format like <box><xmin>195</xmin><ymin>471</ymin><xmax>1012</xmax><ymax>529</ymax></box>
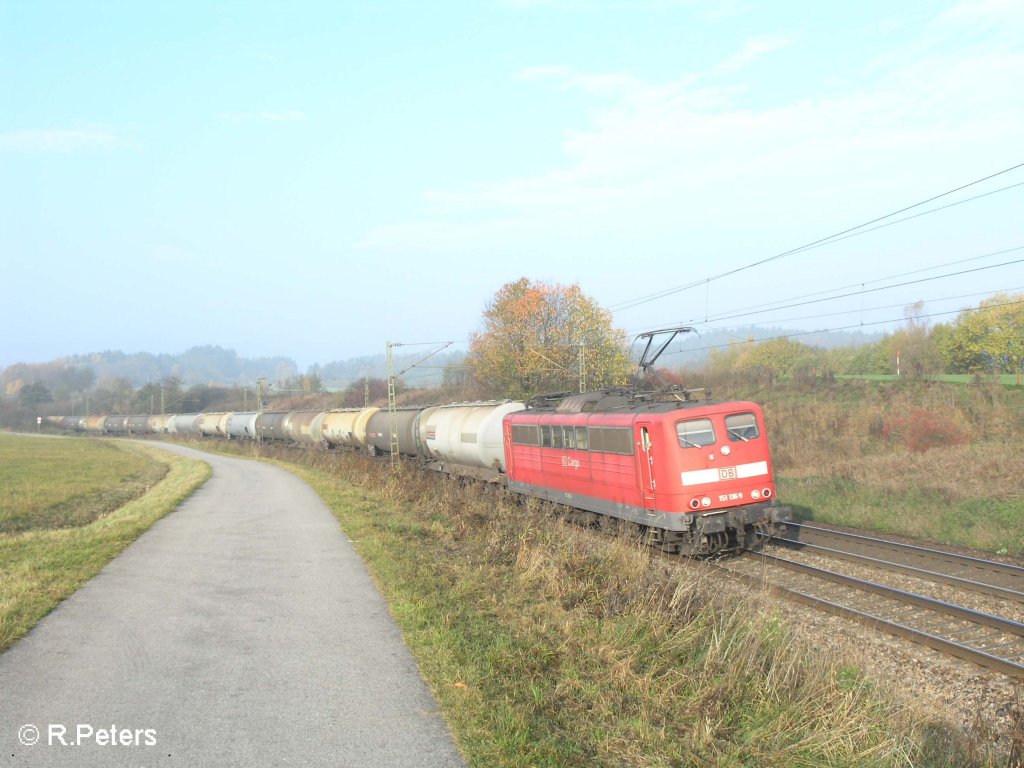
<box><xmin>885</xmin><ymin>408</ymin><xmax>969</xmax><ymax>452</ymax></box>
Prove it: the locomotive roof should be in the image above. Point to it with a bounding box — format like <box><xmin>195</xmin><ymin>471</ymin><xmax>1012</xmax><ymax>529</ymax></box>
<box><xmin>522</xmin><ymin>388</ymin><xmax>725</xmax><ymax>415</ymax></box>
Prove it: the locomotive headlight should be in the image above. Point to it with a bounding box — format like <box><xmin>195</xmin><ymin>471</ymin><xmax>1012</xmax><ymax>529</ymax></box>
<box><xmin>751</xmin><ymin>489</ymin><xmax>761</xmax><ymax>500</ymax></box>
<box><xmin>689</xmin><ymin>498</ymin><xmax>701</xmax><ymax>510</ymax></box>
<box><xmin>720</xmin><ymin>445</ymin><xmax>731</xmax><ymax>456</ymax></box>
<box><xmin>762</xmin><ymin>488</ymin><xmax>772</xmax><ymax>498</ymax></box>
<box><xmin>701</xmin><ymin>497</ymin><xmax>712</xmax><ymax>508</ymax></box>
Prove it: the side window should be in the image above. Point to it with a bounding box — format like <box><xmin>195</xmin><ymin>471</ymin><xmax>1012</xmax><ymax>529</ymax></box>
<box><xmin>677</xmin><ymin>418</ymin><xmax>715</xmax><ymax>448</ymax></box>
<box><xmin>563</xmin><ymin>427</ymin><xmax>576</xmax><ymax>450</ymax></box>
<box><xmin>552</xmin><ymin>426</ymin><xmax>564</xmax><ymax>449</ymax></box>
<box><xmin>575</xmin><ymin>426</ymin><xmax>589</xmax><ymax>451</ymax></box>
<box><xmin>511</xmin><ymin>424</ymin><xmax>540</xmax><ymax>446</ymax></box>
<box><xmin>541</xmin><ymin>425</ymin><xmax>552</xmax><ymax>447</ymax></box>
<box><xmin>725</xmin><ymin>412</ymin><xmax>760</xmax><ymax>442</ymax></box>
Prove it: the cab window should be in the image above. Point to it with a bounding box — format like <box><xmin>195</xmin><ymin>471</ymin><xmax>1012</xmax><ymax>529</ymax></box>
<box><xmin>725</xmin><ymin>412</ymin><xmax>759</xmax><ymax>442</ymax></box>
<box><xmin>677</xmin><ymin>418</ymin><xmax>715</xmax><ymax>448</ymax></box>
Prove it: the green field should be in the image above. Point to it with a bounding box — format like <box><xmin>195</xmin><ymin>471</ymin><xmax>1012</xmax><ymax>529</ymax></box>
<box><xmin>1</xmin><ymin>434</ymin><xmax>169</xmax><ymax>534</ymax></box>
<box><xmin>0</xmin><ymin>434</ymin><xmax>210</xmax><ymax>650</ymax></box>
<box><xmin>835</xmin><ymin>373</ymin><xmax>1022</xmax><ymax>385</ymax></box>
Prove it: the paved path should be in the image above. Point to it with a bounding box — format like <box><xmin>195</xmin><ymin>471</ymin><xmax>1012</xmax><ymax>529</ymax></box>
<box><xmin>0</xmin><ymin>442</ymin><xmax>467</xmax><ymax>767</ymax></box>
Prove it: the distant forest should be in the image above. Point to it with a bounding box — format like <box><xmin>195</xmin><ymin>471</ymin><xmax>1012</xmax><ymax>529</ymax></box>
<box><xmin>0</xmin><ymin>328</ymin><xmax>881</xmax><ymax>397</ymax></box>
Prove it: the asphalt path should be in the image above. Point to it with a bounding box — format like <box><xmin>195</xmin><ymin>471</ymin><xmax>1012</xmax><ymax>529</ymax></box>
<box><xmin>0</xmin><ymin>441</ymin><xmax>467</xmax><ymax>767</ymax></box>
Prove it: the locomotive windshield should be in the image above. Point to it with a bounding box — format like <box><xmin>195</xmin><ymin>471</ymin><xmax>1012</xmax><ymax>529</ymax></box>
<box><xmin>725</xmin><ymin>412</ymin><xmax>760</xmax><ymax>442</ymax></box>
<box><xmin>676</xmin><ymin>418</ymin><xmax>715</xmax><ymax>448</ymax></box>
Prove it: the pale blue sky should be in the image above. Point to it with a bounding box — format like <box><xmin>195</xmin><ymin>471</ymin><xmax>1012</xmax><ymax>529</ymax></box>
<box><xmin>2</xmin><ymin>0</ymin><xmax>1022</xmax><ymax>370</ymax></box>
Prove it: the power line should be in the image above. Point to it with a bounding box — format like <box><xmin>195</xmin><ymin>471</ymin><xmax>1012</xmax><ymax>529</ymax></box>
<box><xmin>622</xmin><ymin>243</ymin><xmax>1024</xmax><ymax>333</ymax></box>
<box><xmin>659</xmin><ymin>297</ymin><xmax>1024</xmax><ymax>359</ymax></box>
<box><xmin>685</xmin><ymin>256</ymin><xmax>1024</xmax><ymax>326</ymax></box>
<box><xmin>609</xmin><ymin>161</ymin><xmax>1024</xmax><ymax>312</ymax></box>
<box><xmin>699</xmin><ymin>285</ymin><xmax>1024</xmax><ymax>330</ymax></box>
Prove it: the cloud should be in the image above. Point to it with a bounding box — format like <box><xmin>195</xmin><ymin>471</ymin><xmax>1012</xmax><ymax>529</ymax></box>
<box><xmin>217</xmin><ymin>110</ymin><xmax>307</xmax><ymax>123</ymax></box>
<box><xmin>355</xmin><ymin>217</ymin><xmax>534</xmax><ymax>254</ymax></box>
<box><xmin>0</xmin><ymin>128</ymin><xmax>126</xmax><ymax>153</ymax></box>
<box><xmin>359</xmin><ymin>5</ymin><xmax>1024</xmax><ymax>261</ymax></box>
<box><xmin>517</xmin><ymin>65</ymin><xmax>647</xmax><ymax>95</ymax></box>
<box><xmin>937</xmin><ymin>0</ymin><xmax>1023</xmax><ymax>25</ymax></box>
<box><xmin>714</xmin><ymin>33</ymin><xmax>799</xmax><ymax>73</ymax></box>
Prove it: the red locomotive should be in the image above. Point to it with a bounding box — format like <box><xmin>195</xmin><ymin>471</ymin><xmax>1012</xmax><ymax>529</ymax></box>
<box><xmin>502</xmin><ymin>327</ymin><xmax>789</xmax><ymax>556</ymax></box>
<box><xmin>503</xmin><ymin>389</ymin><xmax>789</xmax><ymax>555</ymax></box>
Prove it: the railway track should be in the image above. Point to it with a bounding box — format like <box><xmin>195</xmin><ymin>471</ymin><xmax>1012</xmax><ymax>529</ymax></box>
<box><xmin>715</xmin><ymin>546</ymin><xmax>1024</xmax><ymax>679</ymax></box>
<box><xmin>773</xmin><ymin>522</ymin><xmax>1024</xmax><ymax>603</ymax></box>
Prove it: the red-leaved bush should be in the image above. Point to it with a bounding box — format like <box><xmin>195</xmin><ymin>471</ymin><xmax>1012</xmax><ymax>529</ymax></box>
<box><xmin>883</xmin><ymin>408</ymin><xmax>969</xmax><ymax>453</ymax></box>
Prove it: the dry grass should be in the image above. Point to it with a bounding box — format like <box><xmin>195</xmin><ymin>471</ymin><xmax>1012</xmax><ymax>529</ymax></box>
<box><xmin>198</xmin><ymin>439</ymin><xmax>998</xmax><ymax>767</ymax></box>
<box><xmin>714</xmin><ymin>379</ymin><xmax>1024</xmax><ymax>554</ymax></box>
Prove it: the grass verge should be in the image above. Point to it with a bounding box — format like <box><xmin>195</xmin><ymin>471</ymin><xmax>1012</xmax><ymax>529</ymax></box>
<box><xmin>198</xmin><ymin>439</ymin><xmax>1000</xmax><ymax>767</ymax></box>
<box><xmin>0</xmin><ymin>438</ymin><xmax>210</xmax><ymax>651</ymax></box>
<box><xmin>779</xmin><ymin>473</ymin><xmax>1024</xmax><ymax>555</ymax></box>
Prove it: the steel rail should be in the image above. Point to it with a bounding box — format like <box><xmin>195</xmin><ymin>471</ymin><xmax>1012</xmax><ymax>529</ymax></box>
<box><xmin>768</xmin><ymin>535</ymin><xmax>1024</xmax><ymax>603</ymax></box>
<box><xmin>779</xmin><ymin>522</ymin><xmax>1024</xmax><ymax>589</ymax></box>
<box><xmin>713</xmin><ymin>553</ymin><xmax>1024</xmax><ymax>679</ymax></box>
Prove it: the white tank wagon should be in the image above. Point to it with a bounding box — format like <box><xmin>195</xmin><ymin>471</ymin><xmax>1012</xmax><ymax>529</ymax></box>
<box><xmin>198</xmin><ymin>412</ymin><xmax>229</xmax><ymax>437</ymax></box>
<box><xmin>320</xmin><ymin>407</ymin><xmax>378</xmax><ymax>449</ymax></box>
<box><xmin>226</xmin><ymin>412</ymin><xmax>259</xmax><ymax>440</ymax></box>
<box><xmin>147</xmin><ymin>414</ymin><xmax>173</xmax><ymax>433</ymax></box>
<box><xmin>420</xmin><ymin>402</ymin><xmax>526</xmax><ymax>477</ymax></box>
<box><xmin>168</xmin><ymin>413</ymin><xmax>201</xmax><ymax>435</ymax></box>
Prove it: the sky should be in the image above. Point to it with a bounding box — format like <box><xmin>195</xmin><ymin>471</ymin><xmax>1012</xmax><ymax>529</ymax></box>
<box><xmin>2</xmin><ymin>0</ymin><xmax>1022</xmax><ymax>372</ymax></box>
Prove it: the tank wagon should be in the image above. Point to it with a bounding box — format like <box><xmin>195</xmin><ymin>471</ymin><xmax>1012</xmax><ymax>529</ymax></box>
<box><xmin>226</xmin><ymin>412</ymin><xmax>259</xmax><ymax>440</ymax></box>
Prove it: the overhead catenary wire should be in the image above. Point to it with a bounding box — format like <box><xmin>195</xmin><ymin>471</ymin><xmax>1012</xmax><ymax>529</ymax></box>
<box><xmin>691</xmin><ymin>245</ymin><xmax>1024</xmax><ymax>323</ymax></box>
<box><xmin>625</xmin><ymin>245</ymin><xmax>1024</xmax><ymax>335</ymax></box>
<box><xmin>658</xmin><ymin>297</ymin><xmax>1024</xmax><ymax>359</ymax></box>
<box><xmin>608</xmin><ymin>161</ymin><xmax>1024</xmax><ymax>313</ymax></box>
<box><xmin>679</xmin><ymin>255</ymin><xmax>1024</xmax><ymax>326</ymax></box>
<box><xmin>707</xmin><ymin>285</ymin><xmax>1024</xmax><ymax>330</ymax></box>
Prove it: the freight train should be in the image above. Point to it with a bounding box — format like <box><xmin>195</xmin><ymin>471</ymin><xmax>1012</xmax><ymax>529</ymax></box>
<box><xmin>51</xmin><ymin>387</ymin><xmax>789</xmax><ymax>556</ymax></box>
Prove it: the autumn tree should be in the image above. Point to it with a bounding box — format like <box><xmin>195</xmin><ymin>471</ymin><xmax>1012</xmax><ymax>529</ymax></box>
<box><xmin>940</xmin><ymin>292</ymin><xmax>1024</xmax><ymax>373</ymax></box>
<box><xmin>708</xmin><ymin>337</ymin><xmax>822</xmax><ymax>379</ymax></box>
<box><xmin>466</xmin><ymin>278</ymin><xmax>632</xmax><ymax>399</ymax></box>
